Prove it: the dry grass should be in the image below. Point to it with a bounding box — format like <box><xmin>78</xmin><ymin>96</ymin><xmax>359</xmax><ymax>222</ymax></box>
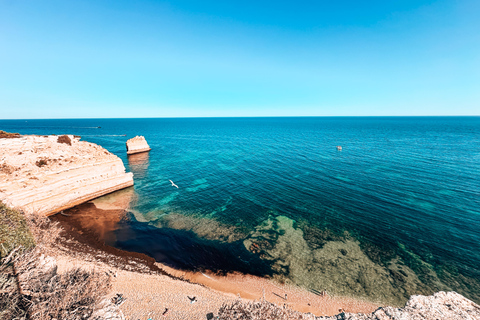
<box><xmin>16</xmin><ymin>250</ymin><xmax>111</xmax><ymax>320</ymax></box>
<box><xmin>1</xmin><ymin>200</ymin><xmax>62</xmax><ymax>256</ymax></box>
<box><xmin>1</xmin><ymin>203</ymin><xmax>110</xmax><ymax>320</ymax></box>
<box><xmin>0</xmin><ymin>203</ymin><xmax>35</xmax><ymax>258</ymax></box>
<box><xmin>0</xmin><ymin>248</ymin><xmax>29</xmax><ymax>320</ymax></box>
<box><xmin>23</xmin><ymin>213</ymin><xmax>61</xmax><ymax>253</ymax></box>
<box><xmin>0</xmin><ymin>203</ymin><xmax>34</xmax><ymax>320</ymax></box>
<box><xmin>218</xmin><ymin>299</ymin><xmax>312</xmax><ymax>320</ymax></box>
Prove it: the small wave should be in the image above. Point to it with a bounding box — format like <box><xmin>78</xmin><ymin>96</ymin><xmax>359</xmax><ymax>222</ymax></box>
<box><xmin>71</xmin><ymin>126</ymin><xmax>102</xmax><ymax>129</ymax></box>
<box><xmin>82</xmin><ymin>134</ymin><xmax>127</xmax><ymax>137</ymax></box>
<box><xmin>201</xmin><ymin>272</ymin><xmax>214</xmax><ymax>280</ymax></box>
<box><xmin>13</xmin><ymin>126</ymin><xmax>102</xmax><ymax>129</ymax></box>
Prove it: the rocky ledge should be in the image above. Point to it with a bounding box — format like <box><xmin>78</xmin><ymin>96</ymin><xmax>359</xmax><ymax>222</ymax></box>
<box><xmin>0</xmin><ymin>135</ymin><xmax>133</xmax><ymax>216</ymax></box>
<box><xmin>126</xmin><ymin>136</ymin><xmax>151</xmax><ymax>155</ymax></box>
<box><xmin>317</xmin><ymin>291</ymin><xmax>480</xmax><ymax>320</ymax></box>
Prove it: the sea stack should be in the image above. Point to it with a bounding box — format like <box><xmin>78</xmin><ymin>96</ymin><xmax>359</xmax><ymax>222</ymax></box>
<box><xmin>0</xmin><ymin>134</ymin><xmax>134</xmax><ymax>216</ymax></box>
<box><xmin>126</xmin><ymin>136</ymin><xmax>151</xmax><ymax>155</ymax></box>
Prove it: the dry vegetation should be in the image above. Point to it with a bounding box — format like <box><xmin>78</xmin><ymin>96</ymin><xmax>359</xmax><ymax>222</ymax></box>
<box><xmin>0</xmin><ymin>204</ymin><xmax>35</xmax><ymax>258</ymax></box>
<box><xmin>0</xmin><ymin>203</ymin><xmax>35</xmax><ymax>320</ymax></box>
<box><xmin>0</xmin><ymin>163</ymin><xmax>16</xmax><ymax>175</ymax></box>
<box><xmin>218</xmin><ymin>299</ymin><xmax>312</xmax><ymax>320</ymax></box>
<box><xmin>57</xmin><ymin>135</ymin><xmax>72</xmax><ymax>146</ymax></box>
<box><xmin>15</xmin><ymin>250</ymin><xmax>111</xmax><ymax>320</ymax></box>
<box><xmin>35</xmin><ymin>159</ymin><xmax>48</xmax><ymax>168</ymax></box>
<box><xmin>0</xmin><ymin>203</ymin><xmax>111</xmax><ymax>320</ymax></box>
<box><xmin>0</xmin><ymin>249</ymin><xmax>28</xmax><ymax>320</ymax></box>
<box><xmin>0</xmin><ymin>131</ymin><xmax>20</xmax><ymax>139</ymax></box>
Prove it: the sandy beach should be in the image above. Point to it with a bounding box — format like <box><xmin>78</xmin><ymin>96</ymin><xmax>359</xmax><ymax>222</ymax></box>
<box><xmin>50</xmin><ymin>199</ymin><xmax>380</xmax><ymax>320</ymax></box>
<box><xmin>53</xmin><ymin>232</ymin><xmax>380</xmax><ymax>320</ymax></box>
<box><xmin>0</xmin><ymin>134</ymin><xmax>379</xmax><ymax>319</ymax></box>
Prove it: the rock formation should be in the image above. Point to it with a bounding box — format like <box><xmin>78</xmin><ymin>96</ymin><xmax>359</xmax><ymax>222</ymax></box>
<box><xmin>126</xmin><ymin>136</ymin><xmax>151</xmax><ymax>155</ymax></box>
<box><xmin>316</xmin><ymin>291</ymin><xmax>480</xmax><ymax>320</ymax></box>
<box><xmin>0</xmin><ymin>135</ymin><xmax>133</xmax><ymax>216</ymax></box>
<box><xmin>217</xmin><ymin>291</ymin><xmax>480</xmax><ymax>320</ymax></box>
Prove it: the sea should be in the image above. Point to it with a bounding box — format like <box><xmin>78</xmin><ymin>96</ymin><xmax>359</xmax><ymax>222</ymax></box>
<box><xmin>1</xmin><ymin>117</ymin><xmax>479</xmax><ymax>305</ymax></box>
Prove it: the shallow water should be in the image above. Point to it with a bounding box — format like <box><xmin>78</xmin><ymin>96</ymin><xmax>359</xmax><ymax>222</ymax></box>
<box><xmin>2</xmin><ymin>117</ymin><xmax>480</xmax><ymax>305</ymax></box>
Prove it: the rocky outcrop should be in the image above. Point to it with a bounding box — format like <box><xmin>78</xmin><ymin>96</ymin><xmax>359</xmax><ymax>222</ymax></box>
<box><xmin>0</xmin><ymin>135</ymin><xmax>133</xmax><ymax>216</ymax></box>
<box><xmin>126</xmin><ymin>136</ymin><xmax>151</xmax><ymax>155</ymax></box>
<box><xmin>316</xmin><ymin>291</ymin><xmax>480</xmax><ymax>320</ymax></box>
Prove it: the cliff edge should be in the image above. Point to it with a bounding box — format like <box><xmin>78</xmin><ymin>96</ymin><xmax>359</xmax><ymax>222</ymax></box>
<box><xmin>0</xmin><ymin>135</ymin><xmax>133</xmax><ymax>216</ymax></box>
<box><xmin>126</xmin><ymin>136</ymin><xmax>151</xmax><ymax>155</ymax></box>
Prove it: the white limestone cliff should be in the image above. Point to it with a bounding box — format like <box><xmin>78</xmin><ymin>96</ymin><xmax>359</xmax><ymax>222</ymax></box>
<box><xmin>0</xmin><ymin>135</ymin><xmax>134</xmax><ymax>216</ymax></box>
<box><xmin>126</xmin><ymin>136</ymin><xmax>151</xmax><ymax>155</ymax></box>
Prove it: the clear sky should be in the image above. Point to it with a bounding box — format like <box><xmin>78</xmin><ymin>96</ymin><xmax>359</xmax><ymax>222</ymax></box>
<box><xmin>0</xmin><ymin>0</ymin><xmax>478</xmax><ymax>118</ymax></box>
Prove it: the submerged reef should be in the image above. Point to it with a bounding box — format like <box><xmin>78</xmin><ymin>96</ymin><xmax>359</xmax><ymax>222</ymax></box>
<box><xmin>140</xmin><ymin>210</ymin><xmax>480</xmax><ymax>306</ymax></box>
<box><xmin>242</xmin><ymin>215</ymin><xmax>480</xmax><ymax>306</ymax></box>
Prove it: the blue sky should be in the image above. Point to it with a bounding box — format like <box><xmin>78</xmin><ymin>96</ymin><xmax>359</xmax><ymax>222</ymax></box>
<box><xmin>0</xmin><ymin>0</ymin><xmax>478</xmax><ymax>118</ymax></box>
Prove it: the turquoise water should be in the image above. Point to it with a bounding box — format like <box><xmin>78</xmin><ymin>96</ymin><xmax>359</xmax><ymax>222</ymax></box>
<box><xmin>2</xmin><ymin>117</ymin><xmax>479</xmax><ymax>304</ymax></box>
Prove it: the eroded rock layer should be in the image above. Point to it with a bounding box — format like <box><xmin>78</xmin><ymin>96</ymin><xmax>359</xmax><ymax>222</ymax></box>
<box><xmin>126</xmin><ymin>136</ymin><xmax>151</xmax><ymax>155</ymax></box>
<box><xmin>0</xmin><ymin>135</ymin><xmax>133</xmax><ymax>216</ymax></box>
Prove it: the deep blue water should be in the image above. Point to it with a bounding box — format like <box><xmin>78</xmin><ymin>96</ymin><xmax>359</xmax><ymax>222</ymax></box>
<box><xmin>2</xmin><ymin>117</ymin><xmax>480</xmax><ymax>302</ymax></box>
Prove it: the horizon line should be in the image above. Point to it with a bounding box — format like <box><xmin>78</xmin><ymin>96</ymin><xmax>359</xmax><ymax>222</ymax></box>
<box><xmin>1</xmin><ymin>115</ymin><xmax>479</xmax><ymax>120</ymax></box>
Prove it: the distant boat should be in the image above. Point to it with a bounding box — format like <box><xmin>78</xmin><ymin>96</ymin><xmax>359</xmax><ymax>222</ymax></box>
<box><xmin>97</xmin><ymin>126</ymin><xmax>101</xmax><ymax>128</ymax></box>
<box><xmin>337</xmin><ymin>146</ymin><xmax>342</xmax><ymax>151</ymax></box>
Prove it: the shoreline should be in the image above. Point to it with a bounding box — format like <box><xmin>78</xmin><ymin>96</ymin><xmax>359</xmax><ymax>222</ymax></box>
<box><xmin>2</xmin><ymin>131</ymin><xmax>480</xmax><ymax>318</ymax></box>
<box><xmin>13</xmin><ymin>199</ymin><xmax>480</xmax><ymax>320</ymax></box>
<box><xmin>51</xmin><ymin>199</ymin><xmax>381</xmax><ymax>317</ymax></box>
<box><xmin>158</xmin><ymin>264</ymin><xmax>380</xmax><ymax>316</ymax></box>
<box><xmin>1</xmin><ymin>133</ymin><xmax>379</xmax><ymax>316</ymax></box>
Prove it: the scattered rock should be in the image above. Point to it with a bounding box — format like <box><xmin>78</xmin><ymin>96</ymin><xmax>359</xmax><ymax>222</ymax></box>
<box><xmin>92</xmin><ymin>298</ymin><xmax>126</xmax><ymax>320</ymax></box>
<box><xmin>316</xmin><ymin>291</ymin><xmax>480</xmax><ymax>320</ymax></box>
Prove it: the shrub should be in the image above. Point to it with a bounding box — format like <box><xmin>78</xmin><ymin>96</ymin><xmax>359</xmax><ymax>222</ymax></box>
<box><xmin>57</xmin><ymin>135</ymin><xmax>72</xmax><ymax>146</ymax></box>
<box><xmin>16</xmin><ymin>251</ymin><xmax>111</xmax><ymax>320</ymax></box>
<box><xmin>0</xmin><ymin>249</ymin><xmax>111</xmax><ymax>320</ymax></box>
<box><xmin>0</xmin><ymin>131</ymin><xmax>20</xmax><ymax>139</ymax></box>
<box><xmin>35</xmin><ymin>159</ymin><xmax>48</xmax><ymax>167</ymax></box>
<box><xmin>0</xmin><ymin>204</ymin><xmax>108</xmax><ymax>320</ymax></box>
<box><xmin>0</xmin><ymin>259</ymin><xmax>28</xmax><ymax>320</ymax></box>
<box><xmin>0</xmin><ymin>203</ymin><xmax>35</xmax><ymax>320</ymax></box>
<box><xmin>0</xmin><ymin>203</ymin><xmax>35</xmax><ymax>258</ymax></box>
<box><xmin>0</xmin><ymin>163</ymin><xmax>15</xmax><ymax>175</ymax></box>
